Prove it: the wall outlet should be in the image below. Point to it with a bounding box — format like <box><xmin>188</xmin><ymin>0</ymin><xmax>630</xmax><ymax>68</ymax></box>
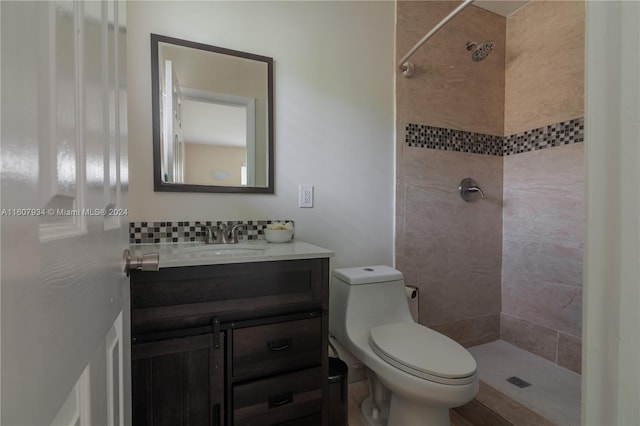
<box><xmin>298</xmin><ymin>185</ymin><xmax>313</xmax><ymax>208</ymax></box>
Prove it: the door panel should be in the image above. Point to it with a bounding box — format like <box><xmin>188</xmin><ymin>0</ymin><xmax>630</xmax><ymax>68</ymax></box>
<box><xmin>1</xmin><ymin>1</ymin><xmax>129</xmax><ymax>424</ymax></box>
<box><xmin>50</xmin><ymin>365</ymin><xmax>92</xmax><ymax>426</ymax></box>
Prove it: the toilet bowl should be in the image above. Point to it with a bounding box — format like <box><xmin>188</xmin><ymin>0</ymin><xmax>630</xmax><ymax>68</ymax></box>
<box><xmin>329</xmin><ymin>265</ymin><xmax>478</xmax><ymax>426</ymax></box>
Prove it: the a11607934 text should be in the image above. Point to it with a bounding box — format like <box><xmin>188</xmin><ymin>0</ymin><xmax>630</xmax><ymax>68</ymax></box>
<box><xmin>1</xmin><ymin>208</ymin><xmax>128</xmax><ymax>217</ymax></box>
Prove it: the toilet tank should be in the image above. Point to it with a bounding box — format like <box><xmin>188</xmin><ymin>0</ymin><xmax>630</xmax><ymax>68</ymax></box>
<box><xmin>332</xmin><ymin>265</ymin><xmax>403</xmax><ymax>285</ymax></box>
<box><xmin>330</xmin><ymin>265</ymin><xmax>414</xmax><ymax>341</ymax></box>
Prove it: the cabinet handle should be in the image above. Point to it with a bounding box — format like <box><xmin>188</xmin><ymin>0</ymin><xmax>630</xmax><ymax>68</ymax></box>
<box><xmin>268</xmin><ymin>392</ymin><xmax>293</xmax><ymax>408</ymax></box>
<box><xmin>267</xmin><ymin>338</ymin><xmax>291</xmax><ymax>352</ymax></box>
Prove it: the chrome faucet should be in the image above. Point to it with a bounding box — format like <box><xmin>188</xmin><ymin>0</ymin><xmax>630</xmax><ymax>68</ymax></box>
<box><xmin>203</xmin><ymin>223</ymin><xmax>245</xmax><ymax>244</ymax></box>
<box><xmin>217</xmin><ymin>223</ymin><xmax>229</xmax><ymax>243</ymax></box>
<box><xmin>204</xmin><ymin>225</ymin><xmax>219</xmax><ymax>244</ymax></box>
<box><xmin>228</xmin><ymin>224</ymin><xmax>245</xmax><ymax>243</ymax></box>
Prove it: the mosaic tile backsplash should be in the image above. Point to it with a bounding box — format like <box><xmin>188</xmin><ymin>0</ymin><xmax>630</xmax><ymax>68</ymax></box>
<box><xmin>129</xmin><ymin>220</ymin><xmax>293</xmax><ymax>244</ymax></box>
<box><xmin>405</xmin><ymin>117</ymin><xmax>584</xmax><ymax>156</ymax></box>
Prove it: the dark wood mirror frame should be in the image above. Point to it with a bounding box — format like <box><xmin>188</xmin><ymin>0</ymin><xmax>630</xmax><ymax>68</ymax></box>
<box><xmin>151</xmin><ymin>33</ymin><xmax>274</xmax><ymax>193</ymax></box>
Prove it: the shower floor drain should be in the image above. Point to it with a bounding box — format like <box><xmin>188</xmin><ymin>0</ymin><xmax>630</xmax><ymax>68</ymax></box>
<box><xmin>506</xmin><ymin>376</ymin><xmax>532</xmax><ymax>388</ymax></box>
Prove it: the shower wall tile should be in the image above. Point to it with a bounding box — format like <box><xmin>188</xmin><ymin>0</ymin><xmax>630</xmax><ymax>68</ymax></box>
<box><xmin>502</xmin><ymin>191</ymin><xmax>583</xmax><ymax>242</ymax></box>
<box><xmin>557</xmin><ymin>332</ymin><xmax>582</xmax><ymax>374</ymax></box>
<box><xmin>502</xmin><ymin>237</ymin><xmax>583</xmax><ymax>289</ymax></box>
<box><xmin>502</xmin><ymin>143</ymin><xmax>584</xmax><ymax>188</ymax></box>
<box><xmin>502</xmin><ymin>280</ymin><xmax>582</xmax><ymax>337</ymax></box>
<box><xmin>502</xmin><ymin>143</ymin><xmax>584</xmax><ymax>347</ymax></box>
<box><xmin>430</xmin><ymin>313</ymin><xmax>500</xmax><ymax>348</ymax></box>
<box><xmin>418</xmin><ymin>260</ymin><xmax>501</xmax><ymax>326</ymax></box>
<box><xmin>396</xmin><ymin>147</ymin><xmax>503</xmax><ymax>344</ymax></box>
<box><xmin>396</xmin><ymin>0</ymin><xmax>506</xmax><ymax>345</ymax></box>
<box><xmin>505</xmin><ymin>0</ymin><xmax>585</xmax><ymax>135</ymax></box>
<box><xmin>501</xmin><ymin>313</ymin><xmax>558</xmax><ymax>363</ymax></box>
<box><xmin>396</xmin><ymin>1</ymin><xmax>505</xmax><ymax>136</ymax></box>
<box><xmin>399</xmin><ymin>236</ymin><xmax>451</xmax><ymax>279</ymax></box>
<box><xmin>396</xmin><ymin>0</ymin><xmax>584</xmax><ymax>367</ymax></box>
<box><xmin>501</xmin><ymin>314</ymin><xmax>582</xmax><ymax>374</ymax></box>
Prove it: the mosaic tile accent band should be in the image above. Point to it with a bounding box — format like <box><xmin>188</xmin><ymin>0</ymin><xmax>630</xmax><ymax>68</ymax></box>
<box><xmin>129</xmin><ymin>220</ymin><xmax>293</xmax><ymax>244</ymax></box>
<box><xmin>405</xmin><ymin>117</ymin><xmax>584</xmax><ymax>156</ymax></box>
<box><xmin>404</xmin><ymin>123</ymin><xmax>503</xmax><ymax>155</ymax></box>
<box><xmin>503</xmin><ymin>118</ymin><xmax>584</xmax><ymax>155</ymax></box>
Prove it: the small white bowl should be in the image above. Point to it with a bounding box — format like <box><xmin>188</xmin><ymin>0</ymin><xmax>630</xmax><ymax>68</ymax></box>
<box><xmin>264</xmin><ymin>229</ymin><xmax>294</xmax><ymax>243</ymax></box>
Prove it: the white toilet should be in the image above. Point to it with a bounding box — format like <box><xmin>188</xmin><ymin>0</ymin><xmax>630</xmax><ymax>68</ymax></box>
<box><xmin>329</xmin><ymin>265</ymin><xmax>478</xmax><ymax>426</ymax></box>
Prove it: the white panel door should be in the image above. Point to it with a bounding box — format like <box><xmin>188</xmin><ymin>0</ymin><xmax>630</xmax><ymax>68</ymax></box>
<box><xmin>1</xmin><ymin>1</ymin><xmax>129</xmax><ymax>425</ymax></box>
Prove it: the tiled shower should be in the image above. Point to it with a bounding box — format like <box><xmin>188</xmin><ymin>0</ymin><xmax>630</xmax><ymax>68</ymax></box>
<box><xmin>395</xmin><ymin>0</ymin><xmax>584</xmax><ymax>420</ymax></box>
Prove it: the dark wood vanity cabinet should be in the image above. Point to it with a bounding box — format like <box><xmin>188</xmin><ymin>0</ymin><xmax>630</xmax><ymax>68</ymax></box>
<box><xmin>131</xmin><ymin>333</ymin><xmax>225</xmax><ymax>426</ymax></box>
<box><xmin>130</xmin><ymin>258</ymin><xmax>330</xmax><ymax>426</ymax></box>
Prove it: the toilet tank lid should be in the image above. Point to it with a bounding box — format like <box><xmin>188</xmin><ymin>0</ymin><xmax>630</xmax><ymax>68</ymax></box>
<box><xmin>332</xmin><ymin>265</ymin><xmax>403</xmax><ymax>285</ymax></box>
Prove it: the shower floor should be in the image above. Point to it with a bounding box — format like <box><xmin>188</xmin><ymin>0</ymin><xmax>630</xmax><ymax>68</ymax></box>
<box><xmin>468</xmin><ymin>340</ymin><xmax>581</xmax><ymax>426</ymax></box>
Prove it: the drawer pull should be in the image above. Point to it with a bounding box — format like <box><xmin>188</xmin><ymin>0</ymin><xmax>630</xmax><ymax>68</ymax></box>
<box><xmin>268</xmin><ymin>392</ymin><xmax>293</xmax><ymax>408</ymax></box>
<box><xmin>267</xmin><ymin>338</ymin><xmax>291</xmax><ymax>352</ymax></box>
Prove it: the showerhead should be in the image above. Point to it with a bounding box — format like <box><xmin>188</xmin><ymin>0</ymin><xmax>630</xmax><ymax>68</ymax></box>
<box><xmin>466</xmin><ymin>40</ymin><xmax>495</xmax><ymax>62</ymax></box>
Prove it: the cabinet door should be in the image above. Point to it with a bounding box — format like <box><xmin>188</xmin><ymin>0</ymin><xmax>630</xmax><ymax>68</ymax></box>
<box><xmin>132</xmin><ymin>333</ymin><xmax>224</xmax><ymax>426</ymax></box>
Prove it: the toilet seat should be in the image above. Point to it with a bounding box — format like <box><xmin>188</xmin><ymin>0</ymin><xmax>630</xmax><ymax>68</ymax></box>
<box><xmin>369</xmin><ymin>322</ymin><xmax>477</xmax><ymax>385</ymax></box>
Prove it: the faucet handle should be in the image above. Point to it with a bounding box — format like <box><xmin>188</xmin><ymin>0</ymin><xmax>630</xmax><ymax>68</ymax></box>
<box><xmin>229</xmin><ymin>224</ymin><xmax>246</xmax><ymax>243</ymax></box>
<box><xmin>203</xmin><ymin>225</ymin><xmax>221</xmax><ymax>244</ymax></box>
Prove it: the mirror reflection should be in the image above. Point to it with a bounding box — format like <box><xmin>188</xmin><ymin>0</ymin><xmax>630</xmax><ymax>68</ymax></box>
<box><xmin>151</xmin><ymin>34</ymin><xmax>274</xmax><ymax>193</ymax></box>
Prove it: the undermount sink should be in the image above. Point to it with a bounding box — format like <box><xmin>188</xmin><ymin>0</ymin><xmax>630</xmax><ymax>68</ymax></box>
<box><xmin>179</xmin><ymin>243</ymin><xmax>269</xmax><ymax>256</ymax></box>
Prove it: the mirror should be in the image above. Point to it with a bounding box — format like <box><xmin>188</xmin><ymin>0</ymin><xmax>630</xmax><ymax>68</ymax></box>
<box><xmin>151</xmin><ymin>34</ymin><xmax>274</xmax><ymax>193</ymax></box>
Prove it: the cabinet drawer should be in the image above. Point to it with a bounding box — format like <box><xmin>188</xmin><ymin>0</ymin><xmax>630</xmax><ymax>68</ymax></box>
<box><xmin>275</xmin><ymin>413</ymin><xmax>321</xmax><ymax>426</ymax></box>
<box><xmin>233</xmin><ymin>317</ymin><xmax>322</xmax><ymax>379</ymax></box>
<box><xmin>233</xmin><ymin>367</ymin><xmax>322</xmax><ymax>426</ymax></box>
<box><xmin>131</xmin><ymin>258</ymin><xmax>329</xmax><ymax>334</ymax></box>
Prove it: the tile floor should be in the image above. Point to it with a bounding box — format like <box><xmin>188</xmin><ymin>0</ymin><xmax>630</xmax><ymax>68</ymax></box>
<box><xmin>468</xmin><ymin>340</ymin><xmax>581</xmax><ymax>426</ymax></box>
<box><xmin>346</xmin><ymin>340</ymin><xmax>581</xmax><ymax>426</ymax></box>
<box><xmin>348</xmin><ymin>380</ymin><xmax>472</xmax><ymax>426</ymax></box>
<box><xmin>347</xmin><ymin>380</ymin><xmax>369</xmax><ymax>426</ymax></box>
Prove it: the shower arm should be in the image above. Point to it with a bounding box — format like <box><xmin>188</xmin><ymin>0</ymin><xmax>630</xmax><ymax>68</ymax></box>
<box><xmin>398</xmin><ymin>0</ymin><xmax>475</xmax><ymax>77</ymax></box>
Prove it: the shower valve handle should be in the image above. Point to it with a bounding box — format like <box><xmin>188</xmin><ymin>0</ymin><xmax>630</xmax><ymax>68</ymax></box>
<box><xmin>466</xmin><ymin>186</ymin><xmax>485</xmax><ymax>199</ymax></box>
<box><xmin>459</xmin><ymin>178</ymin><xmax>485</xmax><ymax>202</ymax></box>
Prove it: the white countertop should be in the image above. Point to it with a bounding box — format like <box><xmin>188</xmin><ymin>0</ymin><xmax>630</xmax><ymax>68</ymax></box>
<box><xmin>129</xmin><ymin>240</ymin><xmax>334</xmax><ymax>269</ymax></box>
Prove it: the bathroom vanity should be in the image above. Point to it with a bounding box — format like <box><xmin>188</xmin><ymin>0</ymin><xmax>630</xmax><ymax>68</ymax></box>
<box><xmin>129</xmin><ymin>241</ymin><xmax>333</xmax><ymax>426</ymax></box>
